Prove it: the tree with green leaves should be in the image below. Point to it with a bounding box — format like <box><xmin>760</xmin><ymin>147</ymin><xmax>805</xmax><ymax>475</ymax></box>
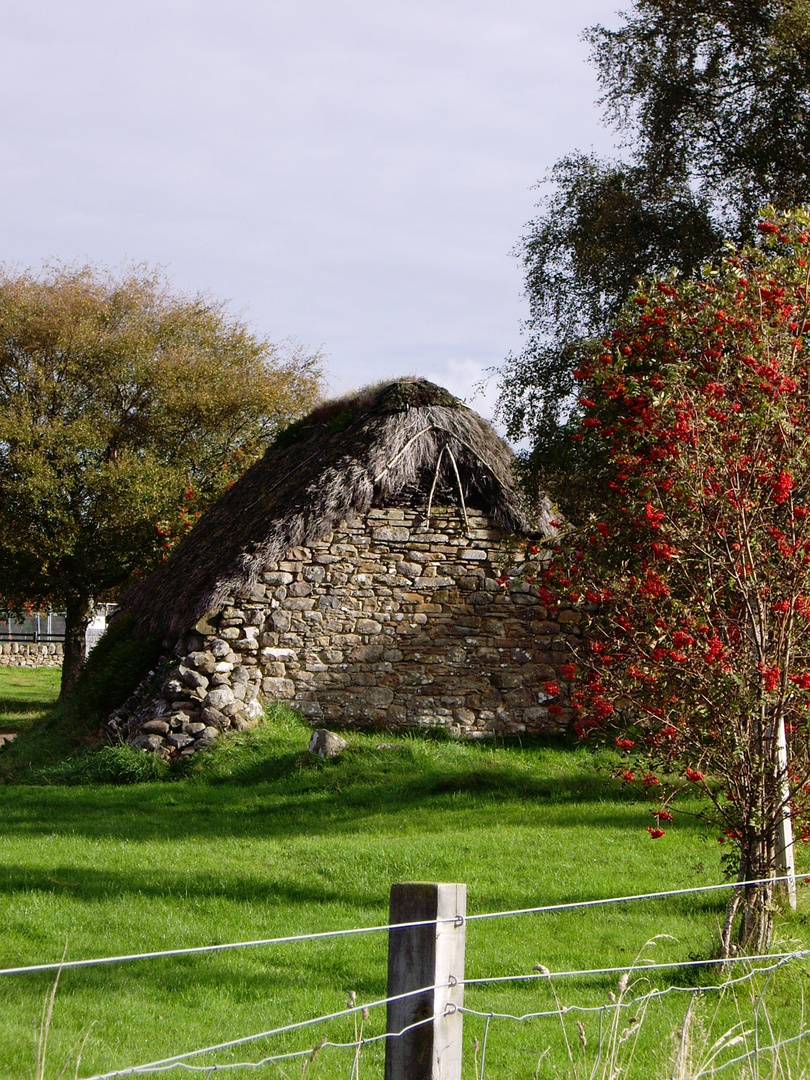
<box><xmin>0</xmin><ymin>264</ymin><xmax>322</xmax><ymax>698</ymax></box>
<box><xmin>499</xmin><ymin>0</ymin><xmax>810</xmax><ymax>507</ymax></box>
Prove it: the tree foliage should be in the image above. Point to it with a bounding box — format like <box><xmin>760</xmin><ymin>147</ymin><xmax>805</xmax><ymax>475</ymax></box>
<box><xmin>499</xmin><ymin>0</ymin><xmax>810</xmax><ymax>504</ymax></box>
<box><xmin>529</xmin><ymin>210</ymin><xmax>810</xmax><ymax>952</ymax></box>
<box><xmin>0</xmin><ymin>264</ymin><xmax>322</xmax><ymax>696</ymax></box>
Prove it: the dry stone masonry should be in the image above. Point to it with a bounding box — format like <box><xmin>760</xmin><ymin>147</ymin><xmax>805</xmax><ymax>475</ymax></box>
<box><xmin>0</xmin><ymin>642</ymin><xmax>64</xmax><ymax>668</ymax></box>
<box><xmin>111</xmin><ymin>506</ymin><xmax>579</xmax><ymax>755</ymax></box>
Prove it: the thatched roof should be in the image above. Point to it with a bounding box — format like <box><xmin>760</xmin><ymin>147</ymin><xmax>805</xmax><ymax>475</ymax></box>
<box><xmin>121</xmin><ymin>378</ymin><xmax>553</xmax><ymax>638</ymax></box>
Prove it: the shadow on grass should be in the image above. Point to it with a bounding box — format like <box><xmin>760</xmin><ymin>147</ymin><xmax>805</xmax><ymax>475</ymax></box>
<box><xmin>0</xmin><ymin>760</ymin><xmax>710</xmax><ymax>843</ymax></box>
<box><xmin>0</xmin><ymin>854</ymin><xmax>728</xmax><ymax>923</ymax></box>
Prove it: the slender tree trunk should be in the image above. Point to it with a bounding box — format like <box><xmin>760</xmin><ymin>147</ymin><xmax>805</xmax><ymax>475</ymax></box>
<box><xmin>721</xmin><ymin>838</ymin><xmax>775</xmax><ymax>959</ymax></box>
<box><xmin>737</xmin><ymin>829</ymin><xmax>774</xmax><ymax>955</ymax></box>
<box><xmin>722</xmin><ymin>774</ymin><xmax>778</xmax><ymax>958</ymax></box>
<box><xmin>58</xmin><ymin>594</ymin><xmax>92</xmax><ymax>701</ymax></box>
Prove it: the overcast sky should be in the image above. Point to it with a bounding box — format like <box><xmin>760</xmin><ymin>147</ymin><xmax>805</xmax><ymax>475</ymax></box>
<box><xmin>0</xmin><ymin>1</ymin><xmax>620</xmax><ymax>428</ymax></box>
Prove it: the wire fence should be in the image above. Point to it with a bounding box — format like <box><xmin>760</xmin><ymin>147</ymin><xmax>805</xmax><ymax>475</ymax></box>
<box><xmin>7</xmin><ymin>873</ymin><xmax>809</xmax><ymax>1079</ymax></box>
<box><xmin>2</xmin><ymin>873</ymin><xmax>798</xmax><ymax>979</ymax></box>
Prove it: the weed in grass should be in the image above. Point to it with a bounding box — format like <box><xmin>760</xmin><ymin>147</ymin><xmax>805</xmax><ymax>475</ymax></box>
<box><xmin>34</xmin><ymin>955</ymin><xmax>61</xmax><ymax>1080</ymax></box>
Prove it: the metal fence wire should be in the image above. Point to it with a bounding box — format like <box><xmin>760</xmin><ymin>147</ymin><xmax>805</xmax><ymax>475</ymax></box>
<box><xmin>4</xmin><ymin>874</ymin><xmax>807</xmax><ymax>1080</ymax></box>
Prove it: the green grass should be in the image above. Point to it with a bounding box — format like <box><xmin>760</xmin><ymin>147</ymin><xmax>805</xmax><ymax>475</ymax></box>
<box><xmin>1</xmin><ymin>675</ymin><xmax>810</xmax><ymax>1078</ymax></box>
<box><xmin>0</xmin><ymin>667</ymin><xmax>61</xmax><ymax>733</ymax></box>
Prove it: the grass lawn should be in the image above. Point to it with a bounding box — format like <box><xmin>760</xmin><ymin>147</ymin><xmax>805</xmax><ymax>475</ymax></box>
<box><xmin>1</xmin><ymin>670</ymin><xmax>809</xmax><ymax>1078</ymax></box>
<box><xmin>0</xmin><ymin>667</ymin><xmax>61</xmax><ymax>733</ymax></box>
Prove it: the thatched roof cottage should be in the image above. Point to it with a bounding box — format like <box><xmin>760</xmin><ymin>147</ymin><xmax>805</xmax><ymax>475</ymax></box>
<box><xmin>110</xmin><ymin>379</ymin><xmax>579</xmax><ymax>755</ymax></box>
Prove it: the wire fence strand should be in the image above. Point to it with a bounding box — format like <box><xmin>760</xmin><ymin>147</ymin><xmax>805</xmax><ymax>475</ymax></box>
<box><xmin>92</xmin><ymin>1015</ymin><xmax>439</xmax><ymax>1076</ymax></box>
<box><xmin>461</xmin><ymin>948</ymin><xmax>810</xmax><ymax>987</ymax></box>
<box><xmin>78</xmin><ymin>981</ymin><xmax>449</xmax><ymax>1080</ymax></box>
<box><xmin>0</xmin><ymin>917</ymin><xmax>456</xmax><ymax>978</ymax></box>
<box><xmin>464</xmin><ymin>873</ymin><xmax>805</xmax><ymax>923</ymax></box>
<box><xmin>4</xmin><ymin>873</ymin><xmax>804</xmax><ymax>979</ymax></box>
<box><xmin>459</xmin><ymin>949</ymin><xmax>809</xmax><ymax>1023</ymax></box>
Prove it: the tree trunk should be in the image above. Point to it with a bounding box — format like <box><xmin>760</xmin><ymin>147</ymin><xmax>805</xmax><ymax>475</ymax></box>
<box><xmin>722</xmin><ymin>825</ymin><xmax>775</xmax><ymax>958</ymax></box>
<box><xmin>58</xmin><ymin>594</ymin><xmax>92</xmax><ymax>701</ymax></box>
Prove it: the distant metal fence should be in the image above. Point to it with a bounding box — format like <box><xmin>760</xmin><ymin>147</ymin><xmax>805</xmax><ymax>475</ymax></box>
<box><xmin>1</xmin><ymin>606</ymin><xmax>116</xmax><ymax>652</ymax></box>
<box><xmin>1</xmin><ymin>612</ymin><xmax>66</xmax><ymax>643</ymax></box>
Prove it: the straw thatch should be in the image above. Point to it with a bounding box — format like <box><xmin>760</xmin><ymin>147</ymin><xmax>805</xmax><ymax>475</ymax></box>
<box><xmin>121</xmin><ymin>378</ymin><xmax>551</xmax><ymax>638</ymax></box>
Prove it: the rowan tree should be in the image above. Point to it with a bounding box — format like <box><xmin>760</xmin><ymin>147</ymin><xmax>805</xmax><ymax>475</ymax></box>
<box><xmin>499</xmin><ymin>0</ymin><xmax>810</xmax><ymax>507</ymax></box>
<box><xmin>530</xmin><ymin>210</ymin><xmax>810</xmax><ymax>953</ymax></box>
<box><xmin>0</xmin><ymin>264</ymin><xmax>322</xmax><ymax>698</ymax></box>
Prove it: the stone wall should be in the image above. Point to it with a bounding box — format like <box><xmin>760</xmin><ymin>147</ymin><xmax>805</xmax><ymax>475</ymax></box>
<box><xmin>0</xmin><ymin>642</ymin><xmax>64</xmax><ymax>668</ymax></box>
<box><xmin>112</xmin><ymin>506</ymin><xmax>581</xmax><ymax>754</ymax></box>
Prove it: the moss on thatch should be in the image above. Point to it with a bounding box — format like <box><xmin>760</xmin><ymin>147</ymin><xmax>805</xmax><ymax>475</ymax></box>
<box><xmin>120</xmin><ymin>378</ymin><xmax>551</xmax><ymax>638</ymax></box>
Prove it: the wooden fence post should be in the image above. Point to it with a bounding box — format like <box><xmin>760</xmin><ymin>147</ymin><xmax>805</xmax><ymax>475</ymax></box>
<box><xmin>384</xmin><ymin>882</ymin><xmax>466</xmax><ymax>1080</ymax></box>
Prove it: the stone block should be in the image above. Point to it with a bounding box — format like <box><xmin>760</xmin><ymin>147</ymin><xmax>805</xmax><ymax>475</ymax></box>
<box><xmin>372</xmin><ymin>526</ymin><xmax>410</xmax><ymax>542</ymax></box>
<box><xmin>558</xmin><ymin>609</ymin><xmax>581</xmax><ymax>624</ymax></box>
<box><xmin>221</xmin><ymin>607</ymin><xmax>245</xmax><ymax>622</ymax></box>
<box><xmin>259</xmin><ymin>647</ymin><xmax>297</xmax><ymax>663</ymax></box>
<box><xmin>308</xmin><ymin>729</ymin><xmax>348</xmax><ymax>758</ymax></box>
<box><xmin>298</xmin><ymin>700</ymin><xmax>324</xmax><ymax>718</ymax></box>
<box><xmin>287</xmin><ymin>546</ymin><xmax>310</xmax><ymax>561</ymax></box>
<box><xmin>418</xmin><ymin>577</ymin><xmax>454</xmax><ymax>589</ymax></box>
<box><xmin>132</xmin><ymin>734</ymin><xmax>168</xmax><ymax>752</ymax></box>
<box><xmin>186</xmin><ymin>650</ymin><xmax>216</xmax><ymax>674</ymax></box>
<box><xmin>262</xmin><ymin>677</ymin><xmax>296</xmax><ymax>698</ymax></box>
<box><xmin>244</xmin><ymin>699</ymin><xmax>265</xmax><ymax>720</ymax></box>
<box><xmin>263</xmin><ymin>571</ymin><xmax>294</xmax><ymax>585</ymax></box>
<box><xmin>140</xmin><ymin>719</ymin><xmax>170</xmax><ymax>735</ymax></box>
<box><xmin>168</xmin><ymin>732</ymin><xmax>195</xmax><ymax>749</ymax></box>
<box><xmin>204</xmin><ymin>686</ymin><xmax>235</xmax><ymax>710</ymax></box>
<box><xmin>363</xmin><ymin>686</ymin><xmax>394</xmax><ymax>707</ymax></box>
<box><xmin>201</xmin><ymin>706</ymin><xmax>229</xmax><ymax>729</ymax></box>
<box><xmin>349</xmin><ymin>643</ymin><xmax>384</xmax><ymax>662</ymax></box>
<box><xmin>262</xmin><ymin>662</ymin><xmax>287</xmax><ymax>677</ymax></box>
<box><xmin>490</xmin><ymin>672</ymin><xmax>522</xmax><ymax>689</ymax></box>
<box><xmin>396</xmin><ymin>561</ymin><xmax>422</xmax><ymax>578</ymax></box>
<box><xmin>178</xmin><ymin>665</ymin><xmax>209</xmax><ymax>691</ymax></box>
